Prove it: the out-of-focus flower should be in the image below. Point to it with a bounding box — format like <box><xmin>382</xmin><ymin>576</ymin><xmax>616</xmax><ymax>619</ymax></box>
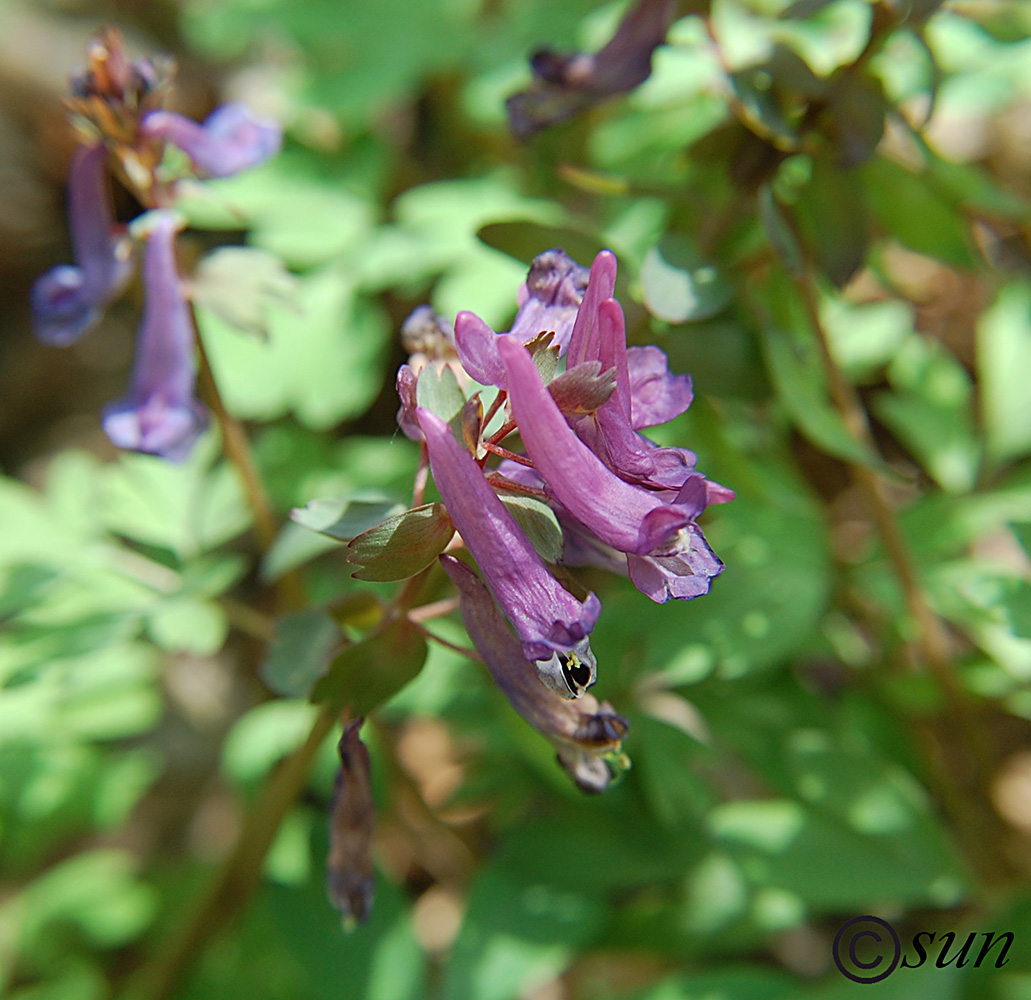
<box><xmin>507</xmin><ymin>0</ymin><xmax>679</xmax><ymax>139</ymax></box>
<box><xmin>453</xmin><ymin>248</ymin><xmax>590</xmax><ymax>385</ymax></box>
<box><xmin>418</xmin><ymin>407</ymin><xmax>600</xmax><ymax>697</ymax></box>
<box><xmin>327</xmin><ymin>718</ymin><xmax>375</xmax><ymax>925</ymax></box>
<box><xmin>31</xmin><ymin>144</ymin><xmax>132</xmax><ymax>346</ymax></box>
<box><xmin>141</xmin><ymin>102</ymin><xmax>281</xmax><ymax>178</ymax></box>
<box><xmin>102</xmin><ymin>212</ymin><xmax>208</xmax><ymax>461</ymax></box>
<box><xmin>441</xmin><ymin>555</ymin><xmax>627</xmax><ymax>792</ymax></box>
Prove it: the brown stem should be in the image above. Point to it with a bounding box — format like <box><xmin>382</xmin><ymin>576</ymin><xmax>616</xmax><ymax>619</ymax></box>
<box><xmin>123</xmin><ymin>709</ymin><xmax>337</xmax><ymax>1000</ymax></box>
<box><xmin>486</xmin><ymin>418</ymin><xmax>517</xmax><ymax>446</ymax></box>
<box><xmin>792</xmin><ymin>264</ymin><xmax>1007</xmax><ymax>879</ymax></box>
<box><xmin>407</xmin><ymin>597</ymin><xmax>460</xmax><ymax>623</ymax></box>
<box><xmin>482</xmin><ymin>390</ymin><xmax>507</xmax><ymax>430</ymax></box>
<box><xmin>193</xmin><ymin>323</ymin><xmax>304</xmax><ymax>611</ymax></box>
<box><xmin>408</xmin><ymin>619</ymin><xmax>482</xmax><ymax>661</ymax></box>
<box><xmin>482</xmin><ymin>442</ymin><xmax>534</xmax><ymax>467</ymax></box>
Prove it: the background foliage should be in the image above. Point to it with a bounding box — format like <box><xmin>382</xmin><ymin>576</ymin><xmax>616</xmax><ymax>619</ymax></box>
<box><xmin>3</xmin><ymin>0</ymin><xmax>1031</xmax><ymax>998</ymax></box>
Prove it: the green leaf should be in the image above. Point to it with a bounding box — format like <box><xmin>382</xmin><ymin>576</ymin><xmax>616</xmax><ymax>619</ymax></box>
<box><xmin>758</xmin><ymin>184</ymin><xmax>803</xmax><ymax>276</ymax></box>
<box><xmin>146</xmin><ymin>597</ymin><xmax>228</xmax><ymax>656</ymax></box>
<box><xmin>443</xmin><ymin>868</ymin><xmax>605</xmax><ymax>1000</ymax></box>
<box><xmin>415</xmin><ymin>364</ymin><xmax>466</xmax><ymax>426</ymax></box>
<box><xmin>190</xmin><ymin>247</ymin><xmax>300</xmax><ymax>340</ymax></box>
<box><xmin>497</xmin><ymin>495</ymin><xmax>563</xmax><ymax>563</ymax></box>
<box><xmin>640</xmin><ymin>238</ymin><xmax>731</xmax><ymax>324</ymax></box>
<box><xmin>347</xmin><ymin>503</ymin><xmax>454</xmax><ymax>582</ymax></box>
<box><xmin>822</xmin><ymin>296</ymin><xmax>913</xmax><ymax>381</ymax></box>
<box><xmin>793</xmin><ymin>154</ymin><xmax>868</xmax><ymax>287</ymax></box>
<box><xmin>873</xmin><ymin>336</ymin><xmax>980</xmax><ymax>493</ymax></box>
<box><xmin>223</xmin><ymin>701</ymin><xmax>322</xmax><ymax>785</ymax></box>
<box><xmin>863</xmin><ymin>156</ymin><xmax>979</xmax><ymax>269</ymax></box>
<box><xmin>291</xmin><ymin>495</ymin><xmax>406</xmax><ymax>543</ymax></box>
<box><xmin>196</xmin><ymin>268</ymin><xmax>390</xmax><ymax>429</ymax></box>
<box><xmin>476</xmin><ymin>222</ymin><xmax>599</xmax><ymax>274</ymax></box>
<box><xmin>310</xmin><ymin>617</ymin><xmax>427</xmax><ymax>714</ymax></box>
<box><xmin>979</xmin><ymin>283</ymin><xmax>1031</xmax><ymax>464</ymax></box>
<box><xmin>260</xmin><ymin>610</ymin><xmax>342</xmax><ymax>698</ymax></box>
<box><xmin>761</xmin><ymin>324</ymin><xmax>880</xmax><ymax>467</ymax></box>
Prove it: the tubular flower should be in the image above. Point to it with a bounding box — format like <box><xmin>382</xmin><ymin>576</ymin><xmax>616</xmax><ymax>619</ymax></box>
<box><xmin>141</xmin><ymin>102</ymin><xmax>281</xmax><ymax>178</ymax></box>
<box><xmin>441</xmin><ymin>555</ymin><xmax>627</xmax><ymax>793</ymax></box>
<box><xmin>326</xmin><ymin>719</ymin><xmax>375</xmax><ymax>924</ymax></box>
<box><xmin>453</xmin><ymin>248</ymin><xmax>590</xmax><ymax>386</ymax></box>
<box><xmin>498</xmin><ymin>334</ymin><xmax>725</xmax><ymax>602</ymax></box>
<box><xmin>506</xmin><ymin>0</ymin><xmax>679</xmax><ymax>139</ymax></box>
<box><xmin>32</xmin><ymin>144</ymin><xmax>132</xmax><ymax>346</ymax></box>
<box><xmin>418</xmin><ymin>407</ymin><xmax>600</xmax><ymax>696</ymax></box>
<box><xmin>102</xmin><ymin>213</ymin><xmax>208</xmax><ymax>461</ymax></box>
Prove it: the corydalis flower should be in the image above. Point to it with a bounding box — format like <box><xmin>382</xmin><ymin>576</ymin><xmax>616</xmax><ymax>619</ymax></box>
<box><xmin>102</xmin><ymin>213</ymin><xmax>208</xmax><ymax>461</ymax></box>
<box><xmin>326</xmin><ymin>718</ymin><xmax>375</xmax><ymax>924</ymax></box>
<box><xmin>507</xmin><ymin>0</ymin><xmax>678</xmax><ymax>139</ymax></box>
<box><xmin>498</xmin><ymin>335</ymin><xmax>725</xmax><ymax>602</ymax></box>
<box><xmin>32</xmin><ymin>144</ymin><xmax>132</xmax><ymax>346</ymax></box>
<box><xmin>453</xmin><ymin>248</ymin><xmax>589</xmax><ymax>386</ymax></box>
<box><xmin>441</xmin><ymin>555</ymin><xmax>627</xmax><ymax>792</ymax></box>
<box><xmin>418</xmin><ymin>407</ymin><xmax>600</xmax><ymax>697</ymax></box>
<box><xmin>141</xmin><ymin>102</ymin><xmax>281</xmax><ymax>179</ymax></box>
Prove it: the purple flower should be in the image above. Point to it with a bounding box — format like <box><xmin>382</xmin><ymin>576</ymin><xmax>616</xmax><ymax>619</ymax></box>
<box><xmin>498</xmin><ymin>335</ymin><xmax>726</xmax><ymax>602</ymax></box>
<box><xmin>506</xmin><ymin>0</ymin><xmax>678</xmax><ymax>139</ymax></box>
<box><xmin>102</xmin><ymin>212</ymin><xmax>208</xmax><ymax>461</ymax></box>
<box><xmin>141</xmin><ymin>102</ymin><xmax>281</xmax><ymax>178</ymax></box>
<box><xmin>453</xmin><ymin>248</ymin><xmax>590</xmax><ymax>386</ymax></box>
<box><xmin>417</xmin><ymin>407</ymin><xmax>600</xmax><ymax>695</ymax></box>
<box><xmin>499</xmin><ymin>334</ymin><xmax>688</xmax><ymax>555</ymax></box>
<box><xmin>441</xmin><ymin>554</ymin><xmax>627</xmax><ymax>792</ymax></box>
<box><xmin>32</xmin><ymin>144</ymin><xmax>132</xmax><ymax>346</ymax></box>
<box><xmin>327</xmin><ymin>718</ymin><xmax>375</xmax><ymax>923</ymax></box>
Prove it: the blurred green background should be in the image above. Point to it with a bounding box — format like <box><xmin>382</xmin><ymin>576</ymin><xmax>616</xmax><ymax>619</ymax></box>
<box><xmin>3</xmin><ymin>0</ymin><xmax>1031</xmax><ymax>998</ymax></box>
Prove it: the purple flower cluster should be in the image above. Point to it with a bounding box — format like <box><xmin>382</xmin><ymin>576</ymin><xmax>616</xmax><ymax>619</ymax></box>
<box><xmin>399</xmin><ymin>248</ymin><xmax>731</xmax><ymax>787</ymax></box>
<box><xmin>32</xmin><ymin>36</ymin><xmax>280</xmax><ymax>460</ymax></box>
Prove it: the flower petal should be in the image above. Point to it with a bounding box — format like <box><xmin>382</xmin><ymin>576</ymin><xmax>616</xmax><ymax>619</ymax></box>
<box><xmin>102</xmin><ymin>212</ymin><xmax>208</xmax><ymax>461</ymax></box>
<box><xmin>142</xmin><ymin>102</ymin><xmax>281</xmax><ymax>178</ymax></box>
<box><xmin>418</xmin><ymin>407</ymin><xmax>600</xmax><ymax>662</ymax></box>
<box><xmin>441</xmin><ymin>554</ymin><xmax>627</xmax><ymax>790</ymax></box>
<box><xmin>498</xmin><ymin>335</ymin><xmax>687</xmax><ymax>556</ymax></box>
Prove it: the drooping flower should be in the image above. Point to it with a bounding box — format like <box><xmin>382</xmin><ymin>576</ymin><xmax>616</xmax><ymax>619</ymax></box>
<box><xmin>506</xmin><ymin>0</ymin><xmax>679</xmax><ymax>139</ymax></box>
<box><xmin>441</xmin><ymin>555</ymin><xmax>627</xmax><ymax>792</ymax></box>
<box><xmin>326</xmin><ymin>718</ymin><xmax>375</xmax><ymax>924</ymax></box>
<box><xmin>102</xmin><ymin>212</ymin><xmax>208</xmax><ymax>460</ymax></box>
<box><xmin>418</xmin><ymin>407</ymin><xmax>600</xmax><ymax>696</ymax></box>
<box><xmin>31</xmin><ymin>144</ymin><xmax>132</xmax><ymax>346</ymax></box>
<box><xmin>141</xmin><ymin>102</ymin><xmax>281</xmax><ymax>178</ymax></box>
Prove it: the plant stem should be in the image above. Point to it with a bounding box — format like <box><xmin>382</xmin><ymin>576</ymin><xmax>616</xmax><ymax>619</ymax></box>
<box><xmin>123</xmin><ymin>709</ymin><xmax>336</xmax><ymax>1000</ymax></box>
<box><xmin>793</xmin><ymin>265</ymin><xmax>1008</xmax><ymax>879</ymax></box>
<box><xmin>193</xmin><ymin>323</ymin><xmax>304</xmax><ymax>611</ymax></box>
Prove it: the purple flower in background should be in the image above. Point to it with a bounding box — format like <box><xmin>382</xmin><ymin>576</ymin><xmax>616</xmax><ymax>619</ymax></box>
<box><xmin>441</xmin><ymin>554</ymin><xmax>628</xmax><ymax>792</ymax></box>
<box><xmin>102</xmin><ymin>212</ymin><xmax>208</xmax><ymax>461</ymax></box>
<box><xmin>453</xmin><ymin>248</ymin><xmax>590</xmax><ymax>386</ymax></box>
<box><xmin>141</xmin><ymin>102</ymin><xmax>281</xmax><ymax>178</ymax></box>
<box><xmin>507</xmin><ymin>0</ymin><xmax>679</xmax><ymax>139</ymax></box>
<box><xmin>418</xmin><ymin>407</ymin><xmax>600</xmax><ymax>697</ymax></box>
<box><xmin>31</xmin><ymin>144</ymin><xmax>132</xmax><ymax>346</ymax></box>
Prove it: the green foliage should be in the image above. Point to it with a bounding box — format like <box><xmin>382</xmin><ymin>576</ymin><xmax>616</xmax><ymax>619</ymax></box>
<box><xmin>7</xmin><ymin>0</ymin><xmax>1031</xmax><ymax>998</ymax></box>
